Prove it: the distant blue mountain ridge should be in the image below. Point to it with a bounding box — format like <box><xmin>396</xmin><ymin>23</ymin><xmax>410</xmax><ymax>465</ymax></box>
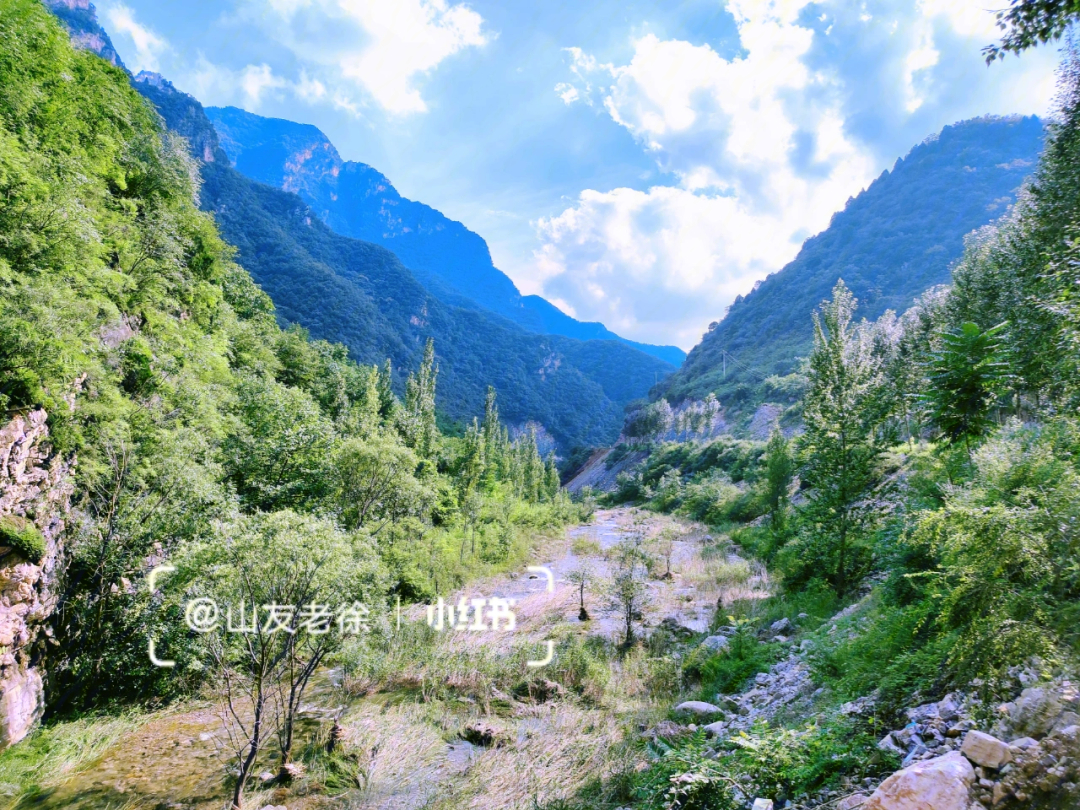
<box><xmin>204</xmin><ymin>106</ymin><xmax>686</xmax><ymax>367</ymax></box>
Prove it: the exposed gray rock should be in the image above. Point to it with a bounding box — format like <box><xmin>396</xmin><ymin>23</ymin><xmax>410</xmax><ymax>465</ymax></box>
<box><xmin>862</xmin><ymin>751</ymin><xmax>974</xmax><ymax>810</ymax></box>
<box><xmin>700</xmin><ymin>635</ymin><xmax>729</xmax><ymax>653</ymax></box>
<box><xmin>674</xmin><ymin>700</ymin><xmax>721</xmax><ymax>717</ymax></box>
<box><xmin>770</xmin><ymin>617</ymin><xmax>792</xmax><ymax>634</ymax></box>
<box><xmin>0</xmin><ymin>409</ymin><xmax>74</xmax><ymax>750</ymax></box>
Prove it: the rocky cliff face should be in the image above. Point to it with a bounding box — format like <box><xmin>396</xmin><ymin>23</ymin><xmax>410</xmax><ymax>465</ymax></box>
<box><xmin>0</xmin><ymin>410</ymin><xmax>73</xmax><ymax>749</ymax></box>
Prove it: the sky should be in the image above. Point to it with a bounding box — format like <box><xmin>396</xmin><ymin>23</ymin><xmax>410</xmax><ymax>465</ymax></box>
<box><xmin>95</xmin><ymin>0</ymin><xmax>1060</xmax><ymax>351</ymax></box>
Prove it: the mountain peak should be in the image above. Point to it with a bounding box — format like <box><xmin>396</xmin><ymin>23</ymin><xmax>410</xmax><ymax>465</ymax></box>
<box><xmin>204</xmin><ymin>105</ymin><xmax>687</xmax><ymax>366</ymax></box>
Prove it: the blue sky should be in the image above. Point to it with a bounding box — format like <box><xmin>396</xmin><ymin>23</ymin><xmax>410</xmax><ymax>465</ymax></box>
<box><xmin>97</xmin><ymin>0</ymin><xmax>1059</xmax><ymax>350</ymax></box>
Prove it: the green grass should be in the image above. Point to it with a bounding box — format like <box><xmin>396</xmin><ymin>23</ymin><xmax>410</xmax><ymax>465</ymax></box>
<box><xmin>0</xmin><ymin>715</ymin><xmax>138</xmax><ymax>804</ymax></box>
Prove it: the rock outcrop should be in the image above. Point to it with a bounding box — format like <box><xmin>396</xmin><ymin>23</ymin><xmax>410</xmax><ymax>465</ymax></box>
<box><xmin>0</xmin><ymin>410</ymin><xmax>73</xmax><ymax>749</ymax></box>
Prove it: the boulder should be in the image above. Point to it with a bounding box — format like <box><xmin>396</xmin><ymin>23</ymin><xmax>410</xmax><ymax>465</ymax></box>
<box><xmin>702</xmin><ymin>720</ymin><xmax>727</xmax><ymax>738</ymax></box>
<box><xmin>960</xmin><ymin>731</ymin><xmax>1012</xmax><ymax>769</ymax></box>
<box><xmin>700</xmin><ymin>635</ymin><xmax>730</xmax><ymax>653</ymax></box>
<box><xmin>674</xmin><ymin>700</ymin><xmax>721</xmax><ymax>717</ymax></box>
<box><xmin>1008</xmin><ymin>687</ymin><xmax>1064</xmax><ymax>739</ymax></box>
<box><xmin>878</xmin><ymin>732</ymin><xmax>905</xmax><ymax>757</ymax></box>
<box><xmin>862</xmin><ymin>751</ymin><xmax>975</xmax><ymax>810</ymax></box>
<box><xmin>751</xmin><ymin>800</ymin><xmax>774</xmax><ymax>810</ymax></box>
<box><xmin>770</xmin><ymin>617</ymin><xmax>792</xmax><ymax>634</ymax></box>
<box><xmin>1007</xmin><ymin>736</ymin><xmax>1038</xmax><ymax>753</ymax></box>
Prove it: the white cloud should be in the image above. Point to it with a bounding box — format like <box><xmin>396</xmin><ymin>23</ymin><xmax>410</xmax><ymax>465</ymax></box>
<box><xmin>186</xmin><ymin>59</ymin><xmax>292</xmax><ymax>109</ymax></box>
<box><xmin>536</xmin><ymin>0</ymin><xmax>1058</xmax><ymax>349</ymax></box>
<box><xmin>244</xmin><ymin>0</ymin><xmax>490</xmax><ymax>115</ymax></box>
<box><xmin>99</xmin><ymin>1</ymin><xmax>168</xmax><ymax>72</ymax></box>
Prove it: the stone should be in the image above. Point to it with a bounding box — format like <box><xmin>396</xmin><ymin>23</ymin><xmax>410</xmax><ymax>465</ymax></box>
<box><xmin>751</xmin><ymin>800</ymin><xmax>774</xmax><ymax>810</ymax></box>
<box><xmin>961</xmin><ymin>731</ymin><xmax>1013</xmax><ymax>769</ymax></box>
<box><xmin>674</xmin><ymin>700</ymin><xmax>721</xmax><ymax>717</ymax></box>
<box><xmin>863</xmin><ymin>752</ymin><xmax>975</xmax><ymax>810</ymax></box>
<box><xmin>770</xmin><ymin>617</ymin><xmax>792</xmax><ymax>634</ymax></box>
<box><xmin>462</xmin><ymin>722</ymin><xmax>503</xmax><ymax>747</ymax></box>
<box><xmin>700</xmin><ymin>635</ymin><xmax>729</xmax><ymax>653</ymax></box>
<box><xmin>938</xmin><ymin>694</ymin><xmax>962</xmax><ymax>722</ymax></box>
<box><xmin>1008</xmin><ymin>687</ymin><xmax>1064</xmax><ymax>739</ymax></box>
<box><xmin>837</xmin><ymin>794</ymin><xmax>870</xmax><ymax>810</ymax></box>
<box><xmin>1007</xmin><ymin>737</ymin><xmax>1038</xmax><ymax>753</ymax></box>
<box><xmin>878</xmin><ymin>732</ymin><xmax>905</xmax><ymax>757</ymax></box>
<box><xmin>702</xmin><ymin>720</ymin><xmax>727</xmax><ymax>738</ymax></box>
<box><xmin>991</xmin><ymin>782</ymin><xmax>1010</xmax><ymax>806</ymax></box>
<box><xmin>1053</xmin><ymin>712</ymin><xmax>1080</xmax><ymax>734</ymax></box>
<box><xmin>0</xmin><ymin>668</ymin><xmax>42</xmax><ymax>749</ymax></box>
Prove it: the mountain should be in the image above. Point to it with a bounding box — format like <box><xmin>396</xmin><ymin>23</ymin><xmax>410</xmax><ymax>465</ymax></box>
<box><xmin>660</xmin><ymin>115</ymin><xmax>1045</xmax><ymax>417</ymax></box>
<box><xmin>41</xmin><ymin>2</ymin><xmax>675</xmax><ymax>449</ymax></box>
<box><xmin>203</xmin><ymin>106</ymin><xmax>686</xmax><ymax>366</ymax></box>
<box><xmin>136</xmin><ymin>73</ymin><xmax>674</xmax><ymax>448</ymax></box>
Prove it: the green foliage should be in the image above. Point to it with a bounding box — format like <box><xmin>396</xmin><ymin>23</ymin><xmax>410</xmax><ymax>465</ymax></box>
<box><xmin>763</xmin><ymin>427</ymin><xmax>794</xmax><ymax>535</ymax></box>
<box><xmin>793</xmin><ymin>282</ymin><xmax>886</xmax><ymax>596</ymax></box>
<box><xmin>922</xmin><ymin>321</ymin><xmax>1011</xmax><ymax>447</ymax></box>
<box><xmin>660</xmin><ymin>116</ymin><xmax>1044</xmax><ymax>422</ymax></box>
<box><xmin>0</xmin><ymin>515</ymin><xmax>45</xmax><ymax>563</ymax></box>
<box><xmin>0</xmin><ymin>0</ymin><xmax>588</xmax><ymax>725</ymax></box>
<box><xmin>983</xmin><ymin>0</ymin><xmax>1080</xmax><ymax>62</ymax></box>
<box><xmin>684</xmin><ymin>619</ymin><xmax>776</xmax><ymax>698</ymax></box>
<box><xmin>634</xmin><ymin>719</ymin><xmax>890</xmax><ymax>810</ymax></box>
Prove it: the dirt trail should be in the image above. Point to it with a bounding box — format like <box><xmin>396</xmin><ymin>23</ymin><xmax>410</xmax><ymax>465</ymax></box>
<box><xmin>13</xmin><ymin>508</ymin><xmax>763</xmax><ymax>810</ymax></box>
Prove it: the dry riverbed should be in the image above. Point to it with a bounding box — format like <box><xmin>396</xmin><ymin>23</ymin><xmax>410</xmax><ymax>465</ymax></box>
<box><xmin>1</xmin><ymin>508</ymin><xmax>768</xmax><ymax>810</ymax></box>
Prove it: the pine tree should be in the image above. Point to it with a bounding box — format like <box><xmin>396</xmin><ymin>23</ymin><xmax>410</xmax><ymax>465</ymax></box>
<box><xmin>797</xmin><ymin>281</ymin><xmax>886</xmax><ymax>597</ymax></box>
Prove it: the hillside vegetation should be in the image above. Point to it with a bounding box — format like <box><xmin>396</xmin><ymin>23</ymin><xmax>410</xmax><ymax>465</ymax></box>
<box><xmin>661</xmin><ymin>115</ymin><xmax>1045</xmax><ymax>428</ymax></box>
<box><xmin>0</xmin><ymin>0</ymin><xmax>579</xmax><ymax>770</ymax></box>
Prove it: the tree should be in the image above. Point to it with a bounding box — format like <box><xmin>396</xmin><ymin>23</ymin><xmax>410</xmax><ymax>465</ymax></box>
<box><xmin>983</xmin><ymin>0</ymin><xmax>1080</xmax><ymax>62</ymax></box>
<box><xmin>796</xmin><ymin>281</ymin><xmax>886</xmax><ymax>597</ymax></box>
<box><xmin>222</xmin><ymin>375</ymin><xmax>334</xmax><ymax>511</ymax></box>
<box><xmin>544</xmin><ymin>452</ymin><xmax>561</xmax><ymax>501</ymax></box>
<box><xmin>401</xmin><ymin>338</ymin><xmax>439</xmax><ymax>458</ymax></box>
<box><xmin>188</xmin><ymin>511</ymin><xmax>383</xmax><ymax>807</ymax></box>
<box><xmin>332</xmin><ymin>434</ymin><xmax>424</xmax><ymax>533</ymax></box>
<box><xmin>567</xmin><ymin>564</ymin><xmax>594</xmax><ymax>621</ymax></box>
<box><xmin>763</xmin><ymin>426</ymin><xmax>794</xmax><ymax>536</ymax></box>
<box><xmin>606</xmin><ymin>541</ymin><xmax>651</xmax><ymax>646</ymax></box>
<box><xmin>922</xmin><ymin>322</ymin><xmax>1011</xmax><ymax>454</ymax></box>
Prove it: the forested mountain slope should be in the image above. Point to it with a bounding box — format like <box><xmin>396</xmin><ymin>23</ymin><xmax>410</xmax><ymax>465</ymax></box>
<box><xmin>42</xmin><ymin>2</ymin><xmax>674</xmax><ymax>449</ymax></box>
<box><xmin>204</xmin><ymin>105</ymin><xmax>686</xmax><ymax>366</ymax></box>
<box><xmin>660</xmin><ymin>115</ymin><xmax>1045</xmax><ymax>412</ymax></box>
<box><xmin>136</xmin><ymin>75</ymin><xmax>670</xmax><ymax>448</ymax></box>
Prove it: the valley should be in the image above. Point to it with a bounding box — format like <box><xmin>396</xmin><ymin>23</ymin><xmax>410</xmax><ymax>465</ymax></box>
<box><xmin>2</xmin><ymin>2</ymin><xmax>1080</xmax><ymax>810</ymax></box>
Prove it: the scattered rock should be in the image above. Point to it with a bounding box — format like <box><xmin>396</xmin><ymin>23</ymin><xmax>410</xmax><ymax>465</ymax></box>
<box><xmin>862</xmin><ymin>751</ymin><xmax>975</xmax><ymax>810</ymax></box>
<box><xmin>961</xmin><ymin>731</ymin><xmax>1013</xmax><ymax>769</ymax></box>
<box><xmin>659</xmin><ymin>616</ymin><xmax>695</xmax><ymax>638</ymax></box>
<box><xmin>674</xmin><ymin>700</ymin><xmax>722</xmax><ymax>717</ymax></box>
<box><xmin>702</xmin><ymin>720</ymin><xmax>727</xmax><ymax>738</ymax></box>
<box><xmin>643</xmin><ymin>720</ymin><xmax>690</xmax><ymax>742</ymax></box>
<box><xmin>751</xmin><ymin>800</ymin><xmax>774</xmax><ymax>810</ymax></box>
<box><xmin>878</xmin><ymin>733</ymin><xmax>905</xmax><ymax>757</ymax></box>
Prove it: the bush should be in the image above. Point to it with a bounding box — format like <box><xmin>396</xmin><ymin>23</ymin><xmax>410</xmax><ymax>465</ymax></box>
<box><xmin>0</xmin><ymin>516</ymin><xmax>45</xmax><ymax>563</ymax></box>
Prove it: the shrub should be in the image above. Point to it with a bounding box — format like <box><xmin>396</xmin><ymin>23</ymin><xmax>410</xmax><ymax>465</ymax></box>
<box><xmin>0</xmin><ymin>516</ymin><xmax>45</xmax><ymax>563</ymax></box>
